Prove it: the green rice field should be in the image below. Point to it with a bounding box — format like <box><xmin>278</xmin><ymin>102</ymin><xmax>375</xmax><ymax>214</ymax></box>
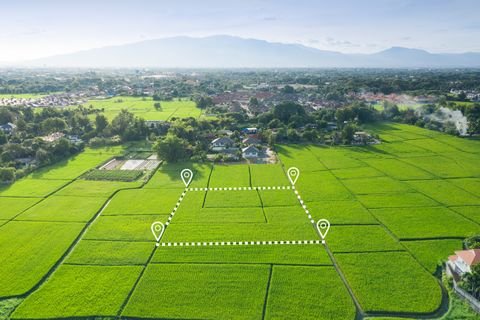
<box><xmin>0</xmin><ymin>122</ymin><xmax>479</xmax><ymax>319</ymax></box>
<box><xmin>80</xmin><ymin>96</ymin><xmax>204</xmax><ymax>120</ymax></box>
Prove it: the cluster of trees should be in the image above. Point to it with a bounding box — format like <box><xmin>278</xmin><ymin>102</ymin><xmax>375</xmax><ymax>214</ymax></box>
<box><xmin>0</xmin><ymin>105</ymin><xmax>148</xmax><ymax>183</ymax></box>
<box><xmin>256</xmin><ymin>101</ymin><xmax>377</xmax><ymax>145</ymax></box>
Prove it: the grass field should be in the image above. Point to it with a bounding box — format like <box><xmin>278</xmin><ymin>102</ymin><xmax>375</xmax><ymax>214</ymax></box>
<box><xmin>2</xmin><ymin>122</ymin><xmax>480</xmax><ymax>319</ymax></box>
<box><xmin>79</xmin><ymin>96</ymin><xmax>203</xmax><ymax>120</ymax></box>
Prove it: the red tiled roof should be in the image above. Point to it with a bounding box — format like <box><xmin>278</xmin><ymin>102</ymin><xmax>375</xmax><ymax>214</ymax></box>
<box><xmin>455</xmin><ymin>249</ymin><xmax>480</xmax><ymax>266</ymax></box>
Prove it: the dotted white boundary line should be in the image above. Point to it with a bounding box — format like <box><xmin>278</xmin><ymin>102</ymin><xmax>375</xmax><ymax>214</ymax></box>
<box><xmin>159</xmin><ymin>240</ymin><xmax>322</xmax><ymax>247</ymax></box>
<box><xmin>164</xmin><ymin>188</ymin><xmax>188</xmax><ymax>226</ymax></box>
<box><xmin>188</xmin><ymin>186</ymin><xmax>291</xmax><ymax>191</ymax></box>
<box><xmin>290</xmin><ymin>185</ymin><xmax>315</xmax><ymax>224</ymax></box>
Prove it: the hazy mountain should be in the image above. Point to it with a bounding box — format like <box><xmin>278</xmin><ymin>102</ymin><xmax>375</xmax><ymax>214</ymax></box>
<box><xmin>20</xmin><ymin>35</ymin><xmax>480</xmax><ymax>68</ymax></box>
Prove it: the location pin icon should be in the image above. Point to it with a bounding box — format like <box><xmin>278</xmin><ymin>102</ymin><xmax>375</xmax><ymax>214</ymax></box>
<box><xmin>316</xmin><ymin>219</ymin><xmax>330</xmax><ymax>243</ymax></box>
<box><xmin>151</xmin><ymin>221</ymin><xmax>165</xmax><ymax>246</ymax></box>
<box><xmin>287</xmin><ymin>167</ymin><xmax>300</xmax><ymax>185</ymax></box>
<box><xmin>181</xmin><ymin>169</ymin><xmax>193</xmax><ymax>187</ymax></box>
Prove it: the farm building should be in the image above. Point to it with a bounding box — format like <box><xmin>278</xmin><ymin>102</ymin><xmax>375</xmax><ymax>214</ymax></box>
<box><xmin>242</xmin><ymin>137</ymin><xmax>261</xmax><ymax>145</ymax></box>
<box><xmin>242</xmin><ymin>145</ymin><xmax>260</xmax><ymax>159</ymax></box>
<box><xmin>0</xmin><ymin>122</ymin><xmax>16</xmax><ymax>134</ymax></box>
<box><xmin>211</xmin><ymin>137</ymin><xmax>234</xmax><ymax>151</ymax></box>
<box><xmin>447</xmin><ymin>249</ymin><xmax>480</xmax><ymax>276</ymax></box>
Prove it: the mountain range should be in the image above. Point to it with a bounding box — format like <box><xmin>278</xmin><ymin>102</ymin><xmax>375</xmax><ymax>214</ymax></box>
<box><xmin>15</xmin><ymin>35</ymin><xmax>480</xmax><ymax>68</ymax></box>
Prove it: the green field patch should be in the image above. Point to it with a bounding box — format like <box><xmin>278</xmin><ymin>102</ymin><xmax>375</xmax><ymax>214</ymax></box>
<box><xmin>309</xmin><ymin>146</ymin><xmax>366</xmax><ymax>169</ymax></box>
<box><xmin>209</xmin><ymin>164</ymin><xmax>251</xmax><ymax>187</ymax></box>
<box><xmin>0</xmin><ymin>221</ymin><xmax>84</xmax><ymax>297</ymax></box>
<box><xmin>435</xmin><ymin>135</ymin><xmax>480</xmax><ymax>153</ymax></box>
<box><xmin>406</xmin><ymin>180</ymin><xmax>480</xmax><ymax>206</ymax></box>
<box><xmin>363</xmin><ymin>158</ymin><xmax>434</xmax><ymax>180</ymax></box>
<box><xmin>406</xmin><ymin>138</ymin><xmax>459</xmax><ymax>153</ymax></box>
<box><xmin>0</xmin><ymin>197</ymin><xmax>40</xmax><ymax>220</ymax></box>
<box><xmin>84</xmin><ymin>214</ymin><xmax>169</xmax><ymax>241</ymax></box>
<box><xmin>163</xmin><ymin>211</ymin><xmax>316</xmax><ymax>242</ymax></box>
<box><xmin>249</xmin><ymin>164</ymin><xmax>289</xmax><ymax>186</ymax></box>
<box><xmin>296</xmin><ymin>171</ymin><xmax>353</xmax><ymax>201</ymax></box>
<box><xmin>370</xmin><ymin>207</ymin><xmax>479</xmax><ymax>239</ymax></box>
<box><xmin>16</xmin><ymin>196</ymin><xmax>106</xmax><ymax>222</ymax></box>
<box><xmin>306</xmin><ymin>201</ymin><xmax>377</xmax><ymax>224</ymax></box>
<box><xmin>332</xmin><ymin>166</ymin><xmax>385</xmax><ymax>180</ymax></box>
<box><xmin>145</xmin><ymin>162</ymin><xmax>211</xmax><ymax>189</ymax></box>
<box><xmin>12</xmin><ymin>265</ymin><xmax>142</xmax><ymax>318</ymax></box>
<box><xmin>263</xmin><ymin>206</ymin><xmax>311</xmax><ymax>225</ymax></box>
<box><xmin>258</xmin><ymin>189</ymin><xmax>299</xmax><ymax>206</ymax></box>
<box><xmin>66</xmin><ymin>240</ymin><xmax>153</xmax><ymax>265</ymax></box>
<box><xmin>335</xmin><ymin>252</ymin><xmax>442</xmax><ymax>313</ymax></box>
<box><xmin>83</xmin><ymin>96</ymin><xmax>200</xmax><ymax>120</ymax></box>
<box><xmin>152</xmin><ymin>244</ymin><xmax>331</xmax><ymax>265</ymax></box>
<box><xmin>55</xmin><ymin>179</ymin><xmax>141</xmax><ymax>197</ymax></box>
<box><xmin>357</xmin><ymin>192</ymin><xmax>439</xmax><ymax>208</ymax></box>
<box><xmin>328</xmin><ymin>225</ymin><xmax>403</xmax><ymax>252</ymax></box>
<box><xmin>342</xmin><ymin>176</ymin><xmax>413</xmax><ymax>194</ymax></box>
<box><xmin>175</xmin><ymin>207</ymin><xmax>266</xmax><ymax>224</ymax></box>
<box><xmin>122</xmin><ymin>264</ymin><xmax>269</xmax><ymax>319</ymax></box>
<box><xmin>82</xmin><ymin>169</ymin><xmax>143</xmax><ymax>182</ymax></box>
<box><xmin>204</xmin><ymin>190</ymin><xmax>261</xmax><ymax>208</ymax></box>
<box><xmin>450</xmin><ymin>206</ymin><xmax>480</xmax><ymax>224</ymax></box>
<box><xmin>0</xmin><ymin>179</ymin><xmax>68</xmax><ymax>198</ymax></box>
<box><xmin>370</xmin><ymin>141</ymin><xmax>432</xmax><ymax>157</ymax></box>
<box><xmin>403</xmin><ymin>239</ymin><xmax>463</xmax><ymax>274</ymax></box>
<box><xmin>277</xmin><ymin>144</ymin><xmax>327</xmax><ymax>172</ymax></box>
<box><xmin>402</xmin><ymin>155</ymin><xmax>477</xmax><ymax>178</ymax></box>
<box><xmin>449</xmin><ymin>178</ymin><xmax>480</xmax><ymax>198</ymax></box>
<box><xmin>28</xmin><ymin>152</ymin><xmax>115</xmax><ymax>180</ymax></box>
<box><xmin>102</xmin><ymin>188</ymin><xmax>182</xmax><ymax>215</ymax></box>
<box><xmin>265</xmin><ymin>266</ymin><xmax>356</xmax><ymax>320</ymax></box>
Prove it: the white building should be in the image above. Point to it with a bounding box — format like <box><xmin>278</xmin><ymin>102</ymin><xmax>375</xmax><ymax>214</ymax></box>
<box><xmin>211</xmin><ymin>137</ymin><xmax>234</xmax><ymax>151</ymax></box>
<box><xmin>242</xmin><ymin>145</ymin><xmax>259</xmax><ymax>159</ymax></box>
<box><xmin>448</xmin><ymin>249</ymin><xmax>480</xmax><ymax>276</ymax></box>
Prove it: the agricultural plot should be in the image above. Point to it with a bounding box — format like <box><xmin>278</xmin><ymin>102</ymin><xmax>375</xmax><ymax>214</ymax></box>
<box><xmin>0</xmin><ymin>221</ymin><xmax>84</xmax><ymax>297</ymax></box>
<box><xmin>370</xmin><ymin>207</ymin><xmax>479</xmax><ymax>239</ymax></box>
<box><xmin>81</xmin><ymin>96</ymin><xmax>202</xmax><ymax>120</ymax></box>
<box><xmin>0</xmin><ymin>197</ymin><xmax>40</xmax><ymax>220</ymax></box>
<box><xmin>265</xmin><ymin>266</ymin><xmax>356</xmax><ymax>320</ymax></box>
<box><xmin>0</xmin><ymin>179</ymin><xmax>68</xmax><ymax>197</ymax></box>
<box><xmin>4</xmin><ymin>123</ymin><xmax>480</xmax><ymax>319</ymax></box>
<box><xmin>16</xmin><ymin>195</ymin><xmax>106</xmax><ymax>222</ymax></box>
<box><xmin>335</xmin><ymin>252</ymin><xmax>442</xmax><ymax>313</ymax></box>
<box><xmin>12</xmin><ymin>265</ymin><xmax>142</xmax><ymax>318</ymax></box>
<box><xmin>82</xmin><ymin>169</ymin><xmax>143</xmax><ymax>182</ymax></box>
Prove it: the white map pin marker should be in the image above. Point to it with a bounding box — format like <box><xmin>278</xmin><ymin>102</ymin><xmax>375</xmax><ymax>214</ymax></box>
<box><xmin>151</xmin><ymin>221</ymin><xmax>165</xmax><ymax>246</ymax></box>
<box><xmin>287</xmin><ymin>167</ymin><xmax>300</xmax><ymax>185</ymax></box>
<box><xmin>181</xmin><ymin>169</ymin><xmax>193</xmax><ymax>187</ymax></box>
<box><xmin>316</xmin><ymin>219</ymin><xmax>330</xmax><ymax>243</ymax></box>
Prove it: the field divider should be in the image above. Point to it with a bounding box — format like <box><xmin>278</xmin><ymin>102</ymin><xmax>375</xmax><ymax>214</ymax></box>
<box><xmin>188</xmin><ymin>186</ymin><xmax>292</xmax><ymax>191</ymax></box>
<box><xmin>158</xmin><ymin>240</ymin><xmax>323</xmax><ymax>247</ymax></box>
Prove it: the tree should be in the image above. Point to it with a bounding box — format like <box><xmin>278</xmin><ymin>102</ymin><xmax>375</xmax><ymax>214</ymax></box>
<box><xmin>460</xmin><ymin>264</ymin><xmax>480</xmax><ymax>299</ymax></box>
<box><xmin>95</xmin><ymin>114</ymin><xmax>109</xmax><ymax>134</ymax></box>
<box><xmin>154</xmin><ymin>102</ymin><xmax>162</xmax><ymax>111</ymax></box>
<box><xmin>342</xmin><ymin>124</ymin><xmax>356</xmax><ymax>144</ymax></box>
<box><xmin>41</xmin><ymin>117</ymin><xmax>67</xmax><ymax>134</ymax></box>
<box><xmin>0</xmin><ymin>167</ymin><xmax>15</xmax><ymax>182</ymax></box>
<box><xmin>154</xmin><ymin>134</ymin><xmax>190</xmax><ymax>162</ymax></box>
<box><xmin>273</xmin><ymin>102</ymin><xmax>306</xmax><ymax>123</ymax></box>
<box><xmin>0</xmin><ymin>131</ymin><xmax>7</xmax><ymax>145</ymax></box>
<box><xmin>282</xmin><ymin>85</ymin><xmax>295</xmax><ymax>94</ymax></box>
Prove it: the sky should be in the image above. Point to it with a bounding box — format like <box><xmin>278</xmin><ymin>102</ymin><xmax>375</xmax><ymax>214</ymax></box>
<box><xmin>1</xmin><ymin>0</ymin><xmax>479</xmax><ymax>62</ymax></box>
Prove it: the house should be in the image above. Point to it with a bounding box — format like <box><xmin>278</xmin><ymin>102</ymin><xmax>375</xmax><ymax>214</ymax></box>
<box><xmin>242</xmin><ymin>127</ymin><xmax>258</xmax><ymax>134</ymax></box>
<box><xmin>145</xmin><ymin>120</ymin><xmax>165</xmax><ymax>129</ymax></box>
<box><xmin>211</xmin><ymin>137</ymin><xmax>234</xmax><ymax>151</ymax></box>
<box><xmin>242</xmin><ymin>137</ymin><xmax>261</xmax><ymax>145</ymax></box>
<box><xmin>242</xmin><ymin>145</ymin><xmax>259</xmax><ymax>159</ymax></box>
<box><xmin>41</xmin><ymin>132</ymin><xmax>65</xmax><ymax>143</ymax></box>
<box><xmin>0</xmin><ymin>122</ymin><xmax>16</xmax><ymax>134</ymax></box>
<box><xmin>353</xmin><ymin>131</ymin><xmax>371</xmax><ymax>145</ymax></box>
<box><xmin>447</xmin><ymin>249</ymin><xmax>480</xmax><ymax>276</ymax></box>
